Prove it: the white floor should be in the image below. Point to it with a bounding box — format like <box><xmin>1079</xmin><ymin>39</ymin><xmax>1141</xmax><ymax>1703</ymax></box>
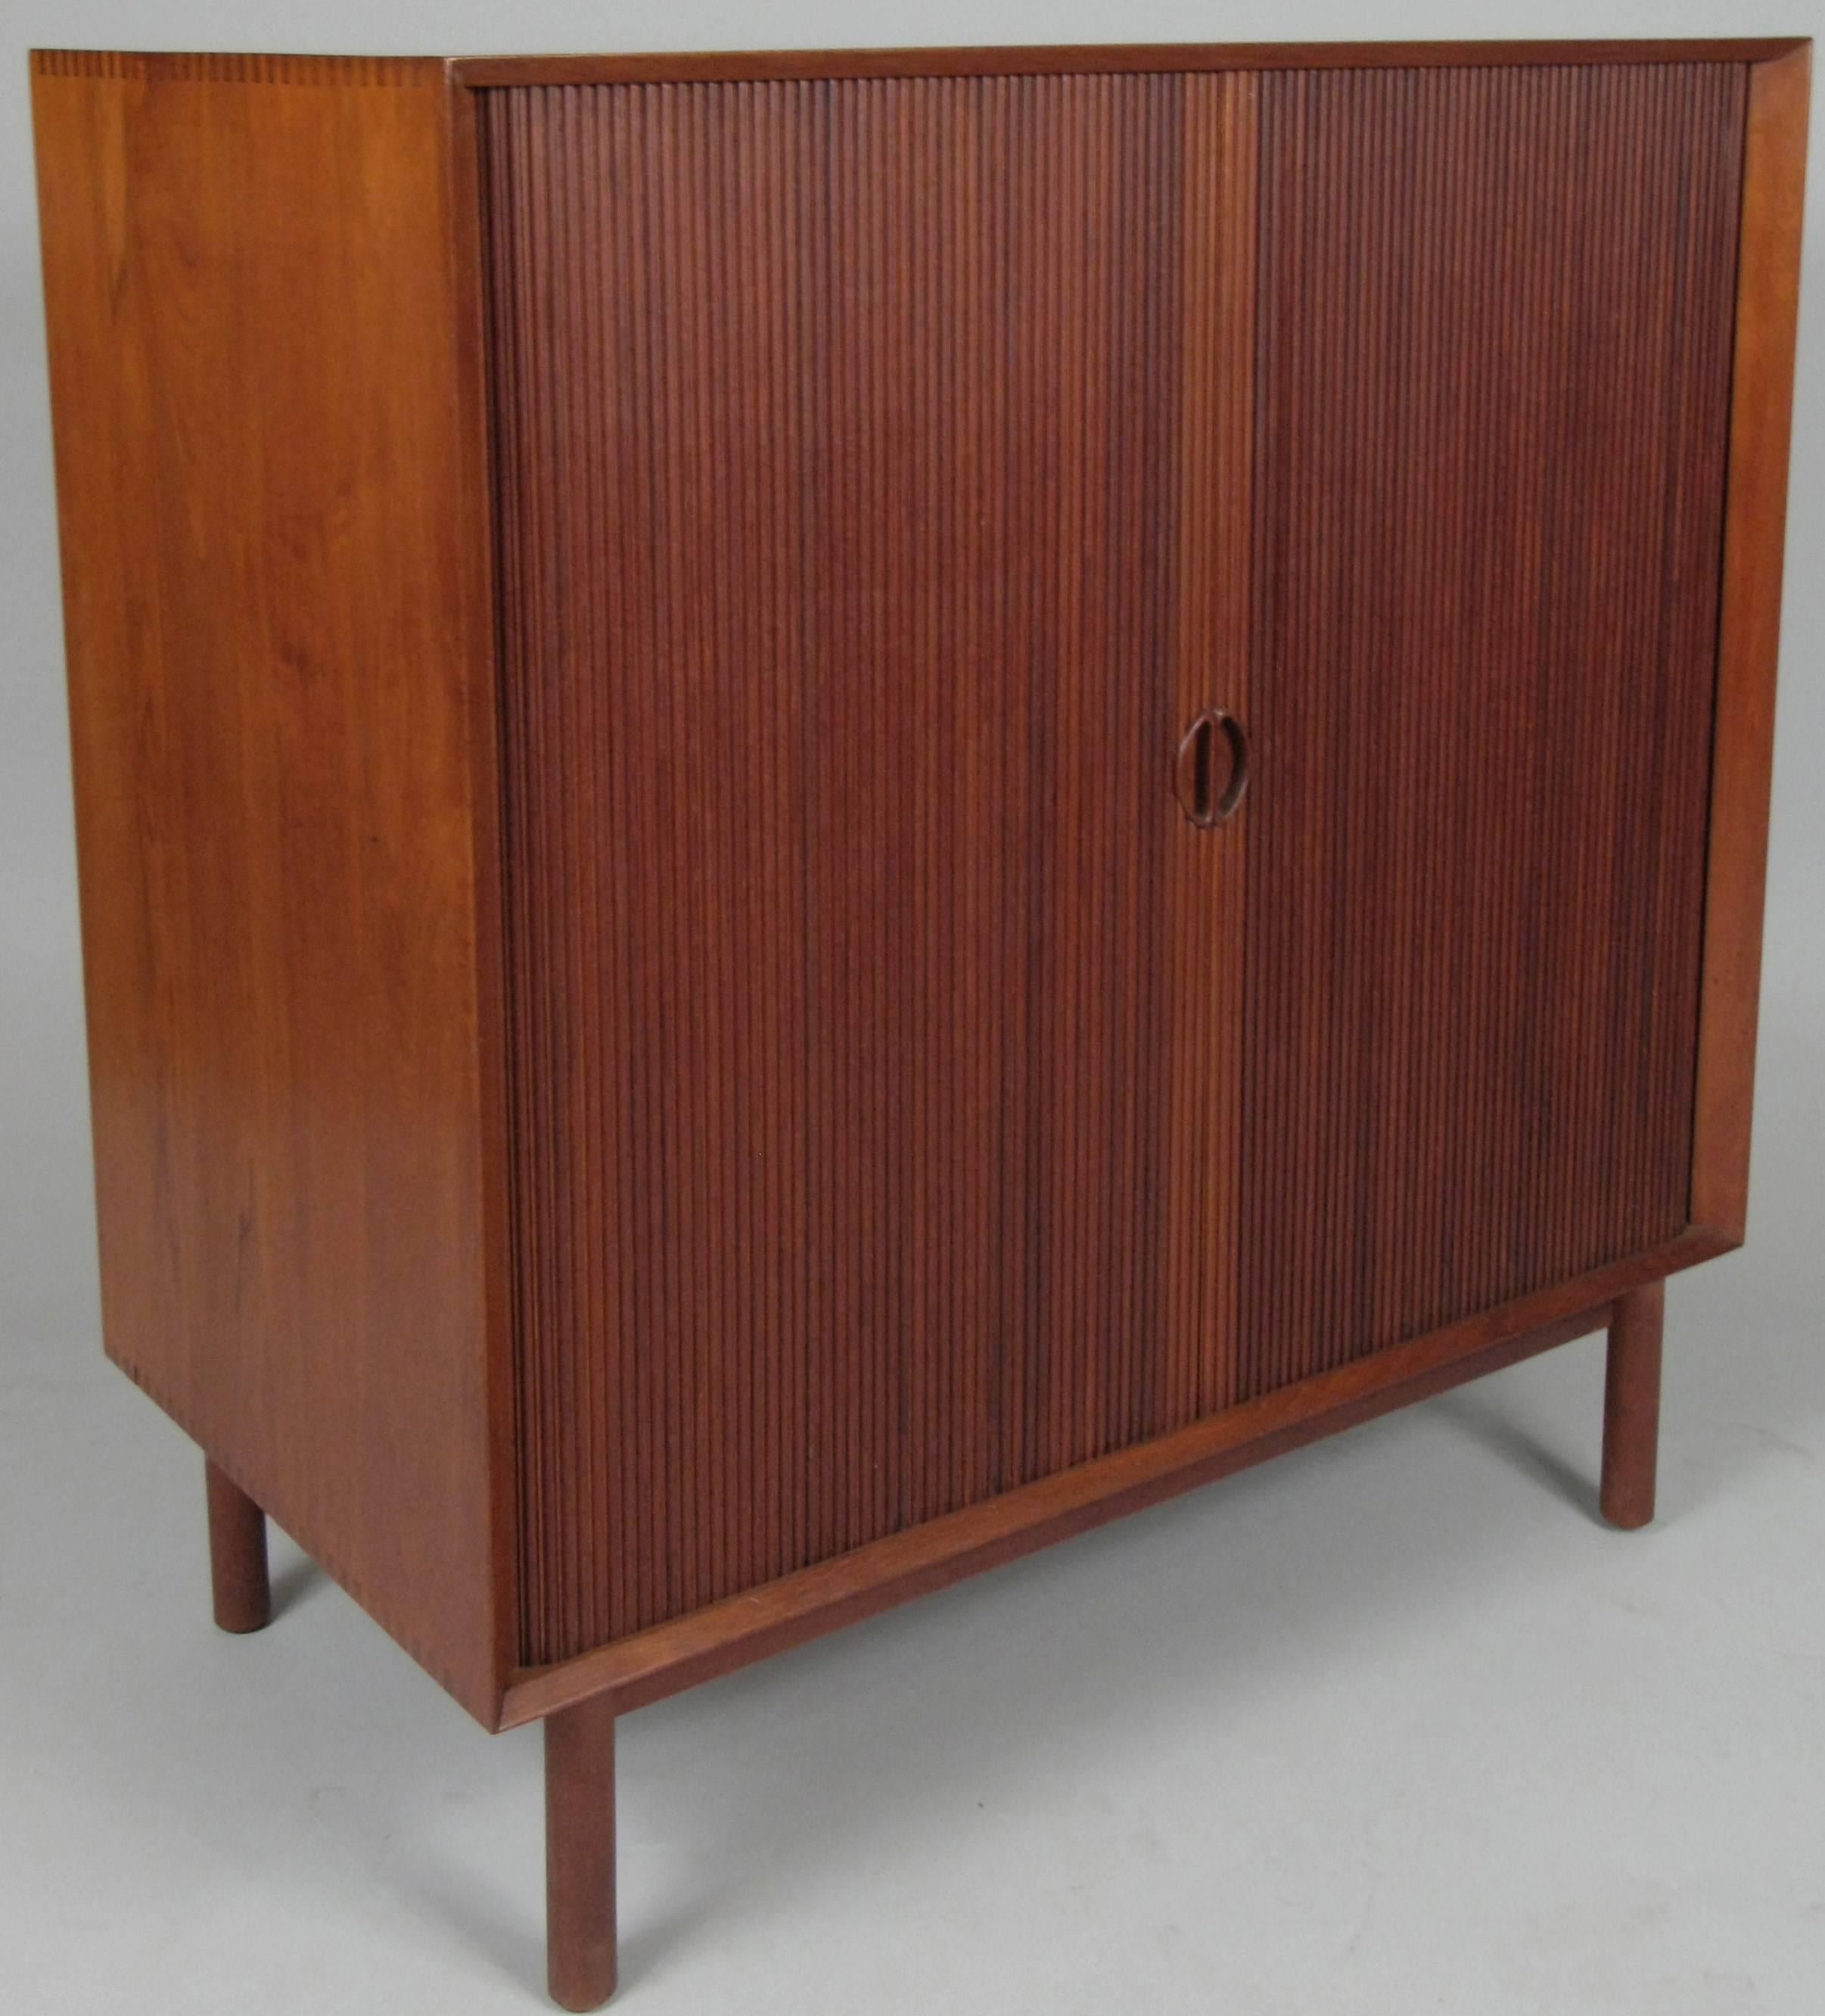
<box><xmin>3</xmin><ymin>988</ymin><xmax>1823</xmax><ymax>2016</ymax></box>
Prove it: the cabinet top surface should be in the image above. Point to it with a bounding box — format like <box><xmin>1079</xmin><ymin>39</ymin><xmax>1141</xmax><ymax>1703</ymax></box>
<box><xmin>30</xmin><ymin>39</ymin><xmax>1812</xmax><ymax>91</ymax></box>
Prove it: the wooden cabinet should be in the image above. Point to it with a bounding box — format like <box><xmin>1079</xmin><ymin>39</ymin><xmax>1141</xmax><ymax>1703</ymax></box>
<box><xmin>32</xmin><ymin>39</ymin><xmax>1810</xmax><ymax>2010</ymax></box>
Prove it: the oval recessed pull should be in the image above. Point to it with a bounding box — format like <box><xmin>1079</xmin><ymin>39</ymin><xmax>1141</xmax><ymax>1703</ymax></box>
<box><xmin>1174</xmin><ymin>708</ymin><xmax>1248</xmax><ymax>828</ymax></box>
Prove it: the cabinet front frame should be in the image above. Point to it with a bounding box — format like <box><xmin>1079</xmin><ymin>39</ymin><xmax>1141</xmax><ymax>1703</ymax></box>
<box><xmin>446</xmin><ymin>39</ymin><xmax>1808</xmax><ymax>1729</ymax></box>
<box><xmin>1691</xmin><ymin>41</ymin><xmax>1811</xmax><ymax>1241</ymax></box>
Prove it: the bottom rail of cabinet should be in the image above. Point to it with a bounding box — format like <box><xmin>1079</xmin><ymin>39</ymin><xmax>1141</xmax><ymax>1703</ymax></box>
<box><xmin>502</xmin><ymin>1224</ymin><xmax>1730</xmax><ymax>1729</ymax></box>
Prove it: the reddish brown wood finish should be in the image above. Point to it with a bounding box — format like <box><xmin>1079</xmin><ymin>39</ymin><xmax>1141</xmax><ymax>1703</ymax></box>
<box><xmin>443</xmin><ymin>59</ymin><xmax>527</xmax><ymax>1725</ymax></box>
<box><xmin>204</xmin><ymin>1459</ymin><xmax>271</xmax><ymax>1635</ymax></box>
<box><xmin>1601</xmin><ymin>1280</ymin><xmax>1666</xmax><ymax>1530</ymax></box>
<box><xmin>31</xmin><ymin>57</ymin><xmax>1810</xmax><ymax>1984</ymax></box>
<box><xmin>1242</xmin><ymin>61</ymin><xmax>1743</xmax><ymax>1395</ymax></box>
<box><xmin>31</xmin><ymin>51</ymin><xmax>514</xmax><ymax>1724</ymax></box>
<box><xmin>480</xmin><ymin>71</ymin><xmax>1261</xmax><ymax>1666</ymax></box>
<box><xmin>450</xmin><ymin>41</ymin><xmax>1806</xmax><ymax>88</ymax></box>
<box><xmin>479</xmin><ymin>53</ymin><xmax>1771</xmax><ymax>1695</ymax></box>
<box><xmin>1692</xmin><ymin>45</ymin><xmax>1814</xmax><ymax>1241</ymax></box>
<box><xmin>500</xmin><ymin>1223</ymin><xmax>1732</xmax><ymax>1728</ymax></box>
<box><xmin>546</xmin><ymin>1696</ymin><xmax>617</xmax><ymax>2011</ymax></box>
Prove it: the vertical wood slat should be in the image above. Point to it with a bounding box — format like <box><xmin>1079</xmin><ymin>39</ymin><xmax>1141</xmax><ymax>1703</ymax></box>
<box><xmin>481</xmin><ymin>75</ymin><xmax>1258</xmax><ymax>1665</ymax></box>
<box><xmin>1240</xmin><ymin>62</ymin><xmax>1745</xmax><ymax>1396</ymax></box>
<box><xmin>1170</xmin><ymin>75</ymin><xmax>1257</xmax><ymax>1419</ymax></box>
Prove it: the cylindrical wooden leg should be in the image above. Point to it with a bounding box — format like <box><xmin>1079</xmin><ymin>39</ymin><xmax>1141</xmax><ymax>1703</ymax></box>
<box><xmin>546</xmin><ymin>1695</ymin><xmax>617</xmax><ymax>2011</ymax></box>
<box><xmin>204</xmin><ymin>1458</ymin><xmax>271</xmax><ymax>1632</ymax></box>
<box><xmin>1601</xmin><ymin>1280</ymin><xmax>1665</xmax><ymax>1530</ymax></box>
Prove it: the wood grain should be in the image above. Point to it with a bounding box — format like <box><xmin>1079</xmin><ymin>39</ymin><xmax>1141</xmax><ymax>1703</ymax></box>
<box><xmin>1691</xmin><ymin>45</ymin><xmax>1813</xmax><ymax>1240</ymax></box>
<box><xmin>32</xmin><ymin>52</ymin><xmax>514</xmax><ymax>1723</ymax></box>
<box><xmin>33</xmin><ymin>49</ymin><xmax>431</xmax><ymax>84</ymax></box>
<box><xmin>451</xmin><ymin>42</ymin><xmax>1806</xmax><ymax>88</ymax></box>
<box><xmin>1240</xmin><ymin>61</ymin><xmax>1744</xmax><ymax>1398</ymax></box>
<box><xmin>501</xmin><ymin>1223</ymin><xmax>1734</xmax><ymax>1728</ymax></box>
<box><xmin>32</xmin><ymin>39</ymin><xmax>1801</xmax><ymax>1756</ymax></box>
<box><xmin>480</xmin><ymin>73</ymin><xmax>1260</xmax><ymax>1666</ymax></box>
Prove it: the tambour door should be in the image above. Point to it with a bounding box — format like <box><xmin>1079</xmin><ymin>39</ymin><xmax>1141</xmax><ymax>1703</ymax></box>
<box><xmin>480</xmin><ymin>73</ymin><xmax>1262</xmax><ymax>1664</ymax></box>
<box><xmin>1238</xmin><ymin>62</ymin><xmax>1746</xmax><ymax>1397</ymax></box>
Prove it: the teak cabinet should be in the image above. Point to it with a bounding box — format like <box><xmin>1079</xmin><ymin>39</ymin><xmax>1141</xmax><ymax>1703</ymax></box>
<box><xmin>33</xmin><ymin>38</ymin><xmax>1810</xmax><ymax>2009</ymax></box>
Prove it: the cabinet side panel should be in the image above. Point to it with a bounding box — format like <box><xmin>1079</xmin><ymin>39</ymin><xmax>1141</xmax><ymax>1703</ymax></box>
<box><xmin>32</xmin><ymin>53</ymin><xmax>510</xmax><ymax>1722</ymax></box>
<box><xmin>483</xmin><ymin>75</ymin><xmax>1258</xmax><ymax>1664</ymax></box>
<box><xmin>1242</xmin><ymin>63</ymin><xmax>1745</xmax><ymax>1394</ymax></box>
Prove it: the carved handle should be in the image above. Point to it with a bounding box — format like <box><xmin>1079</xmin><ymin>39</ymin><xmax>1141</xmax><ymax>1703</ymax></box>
<box><xmin>1173</xmin><ymin>708</ymin><xmax>1249</xmax><ymax>828</ymax></box>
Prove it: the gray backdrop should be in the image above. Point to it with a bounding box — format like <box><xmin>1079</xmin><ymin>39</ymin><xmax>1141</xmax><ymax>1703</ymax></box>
<box><xmin>3</xmin><ymin>12</ymin><xmax>1822</xmax><ymax>2013</ymax></box>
